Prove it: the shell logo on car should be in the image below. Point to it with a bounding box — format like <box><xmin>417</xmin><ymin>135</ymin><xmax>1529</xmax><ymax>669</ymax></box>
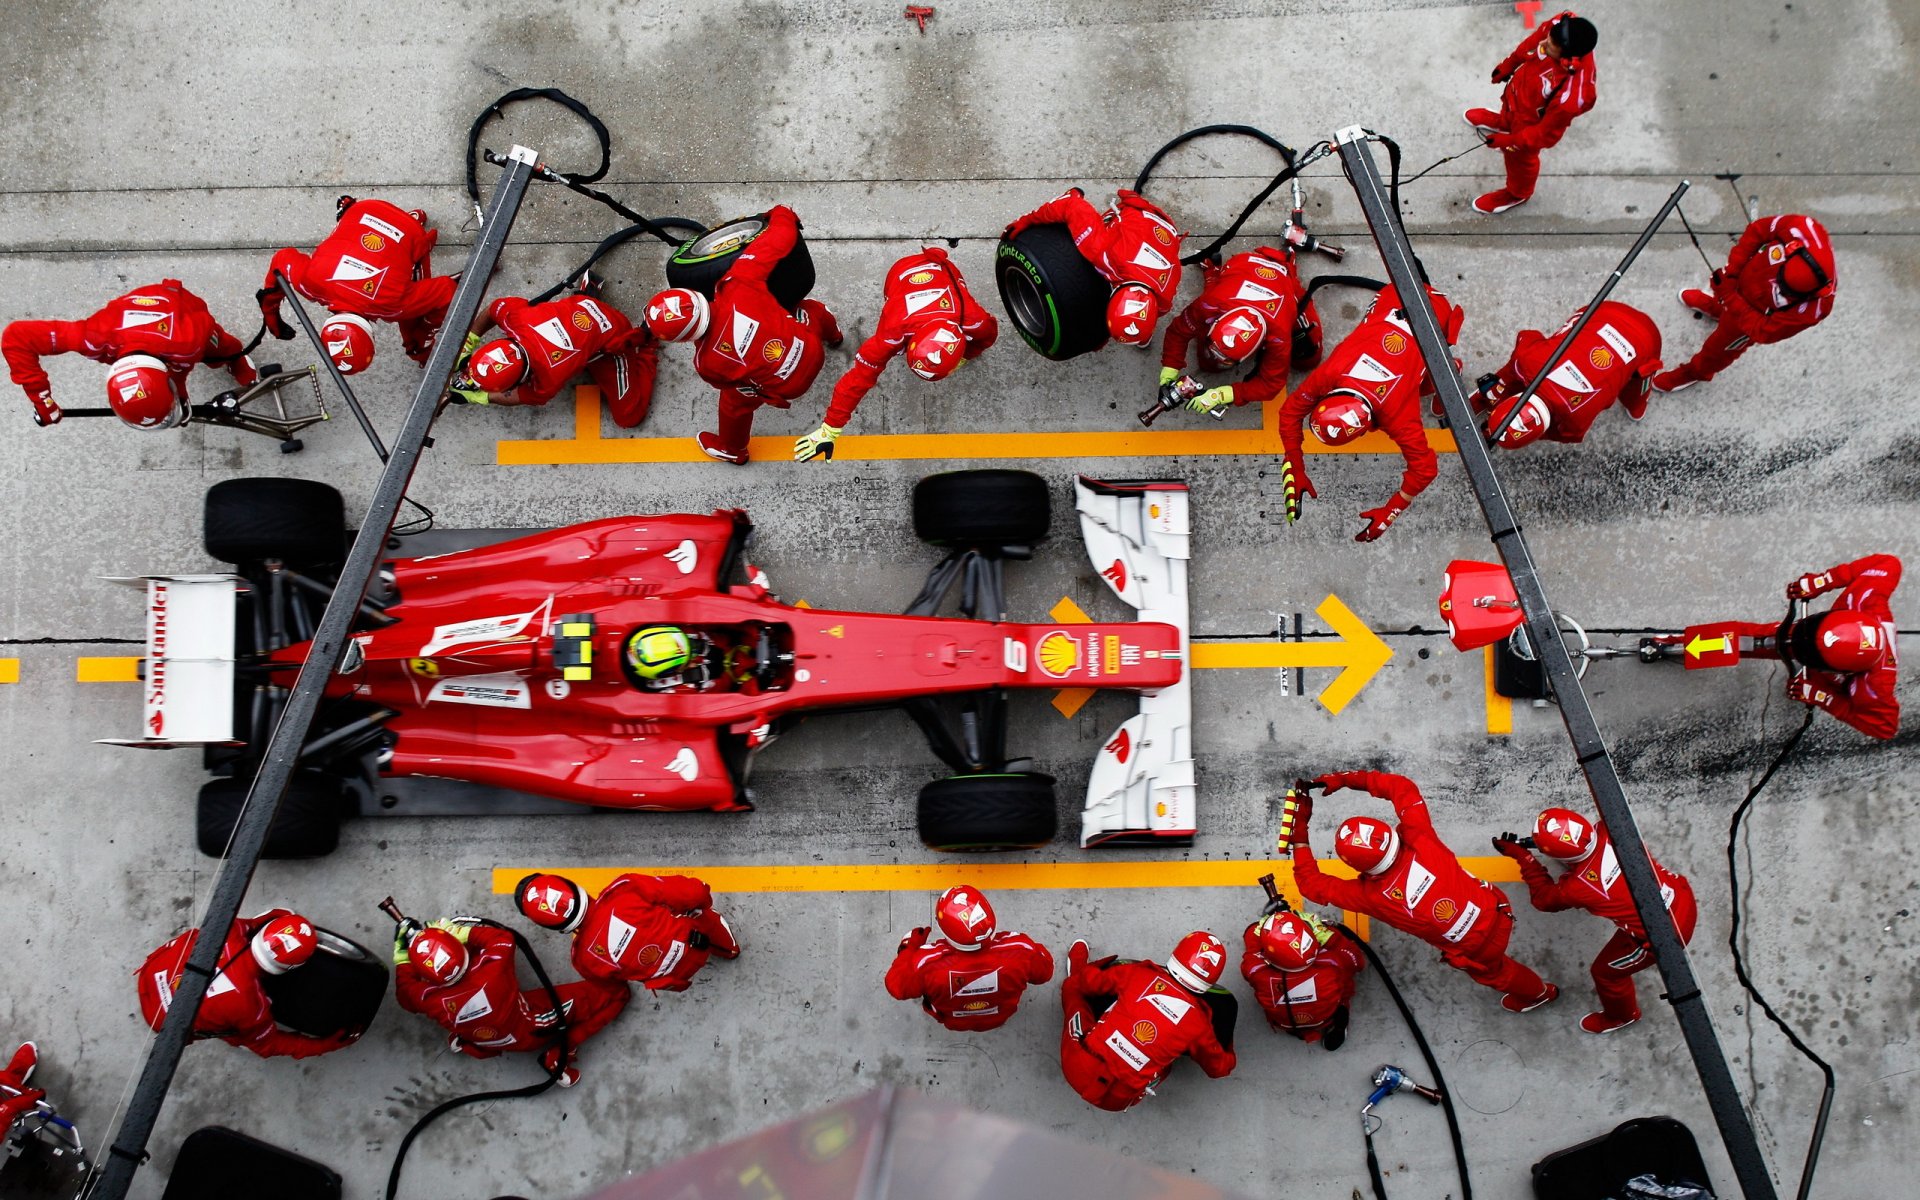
<box><xmin>1036</xmin><ymin>630</ymin><xmax>1081</xmax><ymax>678</ymax></box>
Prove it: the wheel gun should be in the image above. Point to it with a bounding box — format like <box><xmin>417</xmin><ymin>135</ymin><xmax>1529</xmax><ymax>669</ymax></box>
<box><xmin>1362</xmin><ymin>1064</ymin><xmax>1444</xmax><ymax>1116</ymax></box>
<box><xmin>1138</xmin><ymin>373</ymin><xmax>1221</xmax><ymax>427</ymax></box>
<box><xmin>377</xmin><ymin>896</ymin><xmax>423</xmax><ymax>945</ymax></box>
<box><xmin>1288</xmin><ymin>179</ymin><xmax>1345</xmax><ymax>261</ymax></box>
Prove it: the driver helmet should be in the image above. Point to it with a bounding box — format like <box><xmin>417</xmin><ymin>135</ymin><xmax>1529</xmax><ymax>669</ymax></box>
<box><xmin>625</xmin><ymin>626</ymin><xmax>693</xmax><ymax>680</ymax></box>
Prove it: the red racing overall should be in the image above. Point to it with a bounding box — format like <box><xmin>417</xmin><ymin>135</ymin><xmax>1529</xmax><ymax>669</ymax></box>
<box><xmin>1007</xmin><ymin>189</ymin><xmax>1184</xmax><ymax>319</ymax></box>
<box><xmin>1478</xmin><ymin>300</ymin><xmax>1663</xmax><ymax>441</ymax></box>
<box><xmin>395</xmin><ymin>924</ymin><xmax>628</xmax><ymax>1059</ymax></box>
<box><xmin>1159</xmin><ymin>248</ymin><xmax>1324</xmax><ymax>405</ymax></box>
<box><xmin>1477</xmin><ymin>11</ymin><xmax>1598</xmax><ymax>203</ymax></box>
<box><xmin>1657</xmin><ymin>214</ymin><xmax>1836</xmax><ymax>389</ymax></box>
<box><xmin>1058</xmin><ymin>957</ymin><xmax>1235</xmax><ymax>1111</ymax></box>
<box><xmin>569</xmin><ymin>873</ymin><xmax>741</xmax><ymax>992</ymax></box>
<box><xmin>263</xmin><ymin>199</ymin><xmax>455</xmax><ymax>362</ymax></box>
<box><xmin>135</xmin><ymin>910</ymin><xmax>353</xmax><ymax>1060</ymax></box>
<box><xmin>1238</xmin><ymin>919</ymin><xmax>1365</xmax><ymax>1041</ymax></box>
<box><xmin>825</xmin><ymin>247</ymin><xmax>998</xmax><ymax>428</ymax></box>
<box><xmin>481</xmin><ymin>293</ymin><xmax>658</xmax><ymax>426</ymax></box>
<box><xmin>884</xmin><ymin>929</ymin><xmax>1054</xmax><ymax>1032</ymax></box>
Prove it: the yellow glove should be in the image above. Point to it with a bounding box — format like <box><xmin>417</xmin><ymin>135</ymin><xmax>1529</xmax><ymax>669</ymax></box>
<box><xmin>450</xmin><ymin>334</ymin><xmax>490</xmax><ymax>405</ymax></box>
<box><xmin>1158</xmin><ymin>366</ymin><xmax>1181</xmax><ymax>387</ymax></box>
<box><xmin>793</xmin><ymin>423</ymin><xmax>844</xmax><ymax>463</ymax></box>
<box><xmin>1188</xmin><ymin>385</ymin><xmax>1234</xmax><ymax>415</ymax></box>
<box><xmin>428</xmin><ymin>918</ymin><xmax>474</xmax><ymax>944</ymax></box>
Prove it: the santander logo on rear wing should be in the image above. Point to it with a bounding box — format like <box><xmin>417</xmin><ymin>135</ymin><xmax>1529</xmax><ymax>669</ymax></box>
<box><xmin>97</xmin><ymin>575</ymin><xmax>244</xmax><ymax>749</ymax></box>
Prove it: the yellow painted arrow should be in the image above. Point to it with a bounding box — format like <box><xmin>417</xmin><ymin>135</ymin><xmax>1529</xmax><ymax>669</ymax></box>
<box><xmin>1191</xmin><ymin>595</ymin><xmax>1393</xmax><ymax>715</ymax></box>
<box><xmin>1685</xmin><ymin>633</ymin><xmax>1730</xmax><ymax>659</ymax></box>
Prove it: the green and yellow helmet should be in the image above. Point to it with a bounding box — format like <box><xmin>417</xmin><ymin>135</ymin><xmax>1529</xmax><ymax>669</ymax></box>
<box><xmin>624</xmin><ymin>626</ymin><xmax>693</xmax><ymax>679</ymax></box>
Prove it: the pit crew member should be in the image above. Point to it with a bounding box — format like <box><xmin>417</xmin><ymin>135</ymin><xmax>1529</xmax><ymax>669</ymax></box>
<box><xmin>1494</xmin><ymin>807</ymin><xmax>1696</xmax><ymax>1034</ymax></box>
<box><xmin>1005</xmin><ymin>188</ymin><xmax>1184</xmax><ymax>348</ymax></box>
<box><xmin>799</xmin><ymin>247</ymin><xmax>998</xmax><ymax>462</ymax></box>
<box><xmin>1240</xmin><ymin>908</ymin><xmax>1365</xmax><ymax>1049</ymax></box>
<box><xmin>1057</xmin><ymin>932</ymin><xmax>1237</xmax><ymax>1112</ymax></box>
<box><xmin>135</xmin><ymin>911</ymin><xmax>356</xmax><ymax>1059</ymax></box>
<box><xmin>1157</xmin><ymin>247</ymin><xmax>1324</xmax><ymax>417</ymax></box>
<box><xmin>1284</xmin><ymin>771</ymin><xmax>1557</xmax><ymax>1012</ymax></box>
<box><xmin>259</xmin><ymin>196</ymin><xmax>457</xmax><ymax>376</ymax></box>
<box><xmin>456</xmin><ymin>285</ymin><xmax>658</xmax><ymax>428</ymax></box>
<box><xmin>643</xmin><ymin>205</ymin><xmax>842</xmax><ymax>464</ymax></box>
<box><xmin>884</xmin><ymin>885</ymin><xmax>1055</xmax><ymax>1031</ymax></box>
<box><xmin>1474</xmin><ymin>300</ymin><xmax>1663</xmax><ymax>447</ymax></box>
<box><xmin>4</xmin><ymin>279</ymin><xmax>258</xmax><ymax>428</ymax></box>
<box><xmin>1654</xmin><ymin>213</ymin><xmax>1837</xmax><ymax>392</ymax></box>
<box><xmin>517</xmin><ymin>872</ymin><xmax>742</xmax><ymax>992</ymax></box>
<box><xmin>1465</xmin><ymin>11</ymin><xmax>1599</xmax><ymax>214</ymax></box>
<box><xmin>1277</xmin><ymin>285</ymin><xmax>1464</xmax><ymax>541</ymax></box>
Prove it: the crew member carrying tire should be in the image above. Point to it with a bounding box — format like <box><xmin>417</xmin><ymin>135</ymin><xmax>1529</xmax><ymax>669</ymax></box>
<box><xmin>1464</xmin><ymin>11</ymin><xmax>1599</xmax><ymax>214</ymax></box>
<box><xmin>1057</xmin><ymin>932</ymin><xmax>1237</xmax><ymax>1112</ymax></box>
<box><xmin>1239</xmin><ymin>908</ymin><xmax>1365</xmax><ymax>1050</ymax></box>
<box><xmin>1494</xmin><ymin>807</ymin><xmax>1697</xmax><ymax>1035</ymax></box>
<box><xmin>1157</xmin><ymin>247</ymin><xmax>1324</xmax><ymax>417</ymax></box>
<box><xmin>1283</xmin><ymin>771</ymin><xmax>1559</xmax><ymax>1012</ymax></box>
<box><xmin>135</xmin><ymin>911</ymin><xmax>358</xmax><ymax>1059</ymax></box>
<box><xmin>516</xmin><ymin>872</ymin><xmax>742</xmax><ymax>993</ymax></box>
<box><xmin>884</xmin><ymin>886</ymin><xmax>1054</xmax><ymax>1032</ymax></box>
<box><xmin>643</xmin><ymin>204</ymin><xmax>843</xmax><ymax>465</ymax></box>
<box><xmin>797</xmin><ymin>248</ymin><xmax>998</xmax><ymax>463</ymax></box>
<box><xmin>0</xmin><ymin>1041</ymin><xmax>42</xmax><ymax>1134</ymax></box>
<box><xmin>1654</xmin><ymin>213</ymin><xmax>1837</xmax><ymax>393</ymax></box>
<box><xmin>1473</xmin><ymin>300</ymin><xmax>1662</xmax><ymax>448</ymax></box>
<box><xmin>1004</xmin><ymin>188</ymin><xmax>1184</xmax><ymax>351</ymax></box>
<box><xmin>1278</xmin><ymin>285</ymin><xmax>1464</xmax><ymax>541</ymax></box>
<box><xmin>3</xmin><ymin>280</ymin><xmax>258</xmax><ymax>429</ymax></box>
<box><xmin>453</xmin><ymin>283</ymin><xmax>659</xmax><ymax>428</ymax></box>
<box><xmin>259</xmin><ymin>197</ymin><xmax>458</xmax><ymax>377</ymax></box>
<box><xmin>393</xmin><ymin>916</ymin><xmax>630</xmax><ymax>1088</ymax></box>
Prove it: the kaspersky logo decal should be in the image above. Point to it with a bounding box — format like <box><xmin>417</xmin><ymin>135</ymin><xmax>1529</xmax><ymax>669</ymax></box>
<box><xmin>1036</xmin><ymin>630</ymin><xmax>1082</xmax><ymax>678</ymax></box>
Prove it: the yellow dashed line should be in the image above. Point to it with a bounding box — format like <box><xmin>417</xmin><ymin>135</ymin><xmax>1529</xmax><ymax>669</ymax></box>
<box><xmin>76</xmin><ymin>657</ymin><xmax>141</xmax><ymax>683</ymax></box>
<box><xmin>1484</xmin><ymin>644</ymin><xmax>1513</xmax><ymax>736</ymax></box>
<box><xmin>0</xmin><ymin>659</ymin><xmax>17</xmax><ymax>684</ymax></box>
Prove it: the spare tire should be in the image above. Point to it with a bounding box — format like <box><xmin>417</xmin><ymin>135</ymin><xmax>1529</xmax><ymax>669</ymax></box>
<box><xmin>995</xmin><ymin>224</ymin><xmax>1111</xmax><ymax>361</ymax></box>
<box><xmin>197</xmin><ymin>773</ymin><xmax>344</xmax><ymax>859</ymax></box>
<box><xmin>666</xmin><ymin>214</ymin><xmax>815</xmax><ymax>312</ymax></box>
<box><xmin>203</xmin><ymin>477</ymin><xmax>346</xmax><ymax>567</ymax></box>
<box><xmin>918</xmin><ymin>772</ymin><xmax>1058</xmax><ymax>852</ymax></box>
<box><xmin>261</xmin><ymin>928</ymin><xmax>387</xmax><ymax>1038</ymax></box>
<box><xmin>913</xmin><ymin>469</ymin><xmax>1051</xmax><ymax>548</ymax></box>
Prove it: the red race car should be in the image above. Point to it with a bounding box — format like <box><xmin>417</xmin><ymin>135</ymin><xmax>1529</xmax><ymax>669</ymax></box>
<box><xmin>108</xmin><ymin>471</ymin><xmax>1196</xmax><ymax>857</ymax></box>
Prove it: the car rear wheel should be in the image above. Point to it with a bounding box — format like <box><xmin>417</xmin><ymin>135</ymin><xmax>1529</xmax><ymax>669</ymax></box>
<box><xmin>203</xmin><ymin>477</ymin><xmax>346</xmax><ymax>567</ymax></box>
<box><xmin>197</xmin><ymin>773</ymin><xmax>343</xmax><ymax>859</ymax></box>
<box><xmin>995</xmin><ymin>224</ymin><xmax>1111</xmax><ymax>361</ymax></box>
<box><xmin>912</xmin><ymin>469</ymin><xmax>1052</xmax><ymax>548</ymax></box>
<box><xmin>917</xmin><ymin>772</ymin><xmax>1058</xmax><ymax>852</ymax></box>
<box><xmin>665</xmin><ymin>213</ymin><xmax>815</xmax><ymax>312</ymax></box>
<box><xmin>258</xmin><ymin>928</ymin><xmax>388</xmax><ymax>1040</ymax></box>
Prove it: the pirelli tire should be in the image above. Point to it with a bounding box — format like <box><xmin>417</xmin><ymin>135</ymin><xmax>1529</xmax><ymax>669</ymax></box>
<box><xmin>665</xmin><ymin>213</ymin><xmax>816</xmax><ymax>312</ymax></box>
<box><xmin>917</xmin><ymin>772</ymin><xmax>1058</xmax><ymax>852</ymax></box>
<box><xmin>260</xmin><ymin>928</ymin><xmax>388</xmax><ymax>1039</ymax></box>
<box><xmin>203</xmin><ymin>477</ymin><xmax>346</xmax><ymax>567</ymax></box>
<box><xmin>196</xmin><ymin>773</ymin><xmax>344</xmax><ymax>859</ymax></box>
<box><xmin>995</xmin><ymin>223</ymin><xmax>1111</xmax><ymax>362</ymax></box>
<box><xmin>912</xmin><ymin>469</ymin><xmax>1052</xmax><ymax>549</ymax></box>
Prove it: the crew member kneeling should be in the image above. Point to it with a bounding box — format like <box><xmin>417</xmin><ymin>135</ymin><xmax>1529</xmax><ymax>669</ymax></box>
<box><xmin>1057</xmin><ymin>932</ymin><xmax>1236</xmax><ymax>1112</ymax></box>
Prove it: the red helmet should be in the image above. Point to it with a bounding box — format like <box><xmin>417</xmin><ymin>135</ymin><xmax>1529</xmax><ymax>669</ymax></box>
<box><xmin>1334</xmin><ymin>816</ymin><xmax>1400</xmax><ymax>875</ymax></box>
<box><xmin>1489</xmin><ymin>393</ymin><xmax>1552</xmax><ymax>448</ymax></box>
<box><xmin>1308</xmin><ymin>391</ymin><xmax>1376</xmax><ymax>446</ymax></box>
<box><xmin>515</xmin><ymin>873</ymin><xmax>586</xmax><ymax>932</ymax></box>
<box><xmin>1773</xmin><ymin>240</ymin><xmax>1833</xmax><ymax>300</ymax></box>
<box><xmin>906</xmin><ymin>322</ymin><xmax>965</xmax><ymax>381</ymax></box>
<box><xmin>1105</xmin><ymin>284</ymin><xmax>1158</xmax><ymax>346</ymax></box>
<box><xmin>645</xmin><ymin>288</ymin><xmax>711</xmax><ymax>343</ymax></box>
<box><xmin>1255</xmin><ymin>912</ymin><xmax>1318</xmax><ymax>971</ymax></box>
<box><xmin>105</xmin><ymin>355</ymin><xmax>187</xmax><ymax>431</ymax></box>
<box><xmin>321</xmin><ymin>312</ymin><xmax>377</xmax><ymax>376</ymax></box>
<box><xmin>249</xmin><ymin>913</ymin><xmax>317</xmax><ymax>976</ymax></box>
<box><xmin>1533</xmin><ymin>807</ymin><xmax>1599</xmax><ymax>862</ymax></box>
<box><xmin>1165</xmin><ymin>930</ymin><xmax>1228</xmax><ymax>993</ymax></box>
<box><xmin>1815</xmin><ymin>613</ymin><xmax>1888</xmax><ymax>672</ymax></box>
<box><xmin>407</xmin><ymin>927</ymin><xmax>469</xmax><ymax>985</ymax></box>
<box><xmin>467</xmin><ymin>338</ymin><xmax>529</xmax><ymax>392</ymax></box>
<box><xmin>933</xmin><ymin>885</ymin><xmax>996</xmax><ymax>950</ymax></box>
<box><xmin>1208</xmin><ymin>305</ymin><xmax>1268</xmax><ymax>364</ymax></box>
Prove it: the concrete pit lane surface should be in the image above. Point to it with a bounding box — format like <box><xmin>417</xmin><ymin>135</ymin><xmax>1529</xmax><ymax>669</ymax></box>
<box><xmin>0</xmin><ymin>1</ymin><xmax>1915</xmax><ymax>1197</ymax></box>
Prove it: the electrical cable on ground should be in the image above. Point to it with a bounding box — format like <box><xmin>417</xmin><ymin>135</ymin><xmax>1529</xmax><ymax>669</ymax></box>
<box><xmin>1133</xmin><ymin>125</ymin><xmax>1331</xmax><ymax>265</ymax></box>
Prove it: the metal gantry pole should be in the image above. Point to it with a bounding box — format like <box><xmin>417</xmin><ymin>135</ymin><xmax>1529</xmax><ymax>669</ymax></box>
<box><xmin>1330</xmin><ymin>128</ymin><xmax>1781</xmax><ymax>1200</ymax></box>
<box><xmin>91</xmin><ymin>145</ymin><xmax>541</xmax><ymax>1200</ymax></box>
<box><xmin>275</xmin><ymin>269</ymin><xmax>391</xmax><ymax>462</ymax></box>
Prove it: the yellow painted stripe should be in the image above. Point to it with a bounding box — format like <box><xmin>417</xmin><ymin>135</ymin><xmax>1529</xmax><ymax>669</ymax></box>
<box><xmin>76</xmin><ymin>656</ymin><xmax>140</xmax><ymax>683</ymax></box>
<box><xmin>0</xmin><ymin>659</ymin><xmax>17</xmax><ymax>684</ymax></box>
<box><xmin>497</xmin><ymin>387</ymin><xmax>1458</xmax><ymax>466</ymax></box>
<box><xmin>1051</xmin><ymin>687</ymin><xmax>1096</xmax><ymax>718</ymax></box>
<box><xmin>1484</xmin><ymin>645</ymin><xmax>1513</xmax><ymax>736</ymax></box>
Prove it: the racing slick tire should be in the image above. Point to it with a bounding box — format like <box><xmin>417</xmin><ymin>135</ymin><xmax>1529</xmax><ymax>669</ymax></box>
<box><xmin>995</xmin><ymin>223</ymin><xmax>1111</xmax><ymax>362</ymax></box>
<box><xmin>917</xmin><ymin>772</ymin><xmax>1057</xmax><ymax>852</ymax></box>
<box><xmin>912</xmin><ymin>469</ymin><xmax>1052</xmax><ymax>548</ymax></box>
<box><xmin>203</xmin><ymin>477</ymin><xmax>346</xmax><ymax>567</ymax></box>
<box><xmin>259</xmin><ymin>928</ymin><xmax>387</xmax><ymax>1040</ymax></box>
<box><xmin>666</xmin><ymin>213</ymin><xmax>815</xmax><ymax>312</ymax></box>
<box><xmin>196</xmin><ymin>773</ymin><xmax>343</xmax><ymax>859</ymax></box>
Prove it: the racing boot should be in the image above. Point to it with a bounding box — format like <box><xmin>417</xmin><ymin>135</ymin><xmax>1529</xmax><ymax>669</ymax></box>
<box><xmin>1463</xmin><ymin>108</ymin><xmax>1505</xmax><ymax>137</ymax></box>
<box><xmin>696</xmin><ymin>431</ymin><xmax>749</xmax><ymax>465</ymax></box>
<box><xmin>698</xmin><ymin>910</ymin><xmax>742</xmax><ymax>960</ymax></box>
<box><xmin>1679</xmin><ymin>287</ymin><xmax>1721</xmax><ymax>319</ymax></box>
<box><xmin>541</xmin><ymin>1044</ymin><xmax>582</xmax><ymax>1087</ymax></box>
<box><xmin>1500</xmin><ymin>982</ymin><xmax>1559</xmax><ymax>1013</ymax></box>
<box><xmin>1472</xmin><ymin>189</ymin><xmax>1527</xmax><ymax>215</ymax></box>
<box><xmin>1067</xmin><ymin>939</ymin><xmax>1089</xmax><ymax>975</ymax></box>
<box><xmin>7</xmin><ymin>1041</ymin><xmax>35</xmax><ymax>1082</ymax></box>
<box><xmin>1579</xmin><ymin>1011</ymin><xmax>1639</xmax><ymax>1035</ymax></box>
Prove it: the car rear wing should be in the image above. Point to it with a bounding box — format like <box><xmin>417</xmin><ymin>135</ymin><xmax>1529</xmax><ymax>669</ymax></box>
<box><xmin>1073</xmin><ymin>478</ymin><xmax>1196</xmax><ymax>847</ymax></box>
<box><xmin>97</xmin><ymin>575</ymin><xmax>242</xmax><ymax>747</ymax></box>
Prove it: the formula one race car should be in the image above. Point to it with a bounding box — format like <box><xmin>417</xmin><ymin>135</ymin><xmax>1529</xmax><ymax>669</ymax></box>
<box><xmin>108</xmin><ymin>471</ymin><xmax>1195</xmax><ymax>857</ymax></box>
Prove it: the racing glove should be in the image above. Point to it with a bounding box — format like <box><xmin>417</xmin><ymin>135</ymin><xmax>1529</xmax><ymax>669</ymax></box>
<box><xmin>1158</xmin><ymin>366</ymin><xmax>1181</xmax><ymax>388</ymax></box>
<box><xmin>793</xmin><ymin>422</ymin><xmax>844</xmax><ymax>463</ymax></box>
<box><xmin>1787</xmin><ymin>571</ymin><xmax>1835</xmax><ymax>600</ymax></box>
<box><xmin>1491</xmin><ymin>832</ymin><xmax>1531</xmax><ymax>860</ymax></box>
<box><xmin>427</xmin><ymin>918</ymin><xmax>474</xmax><ymax>943</ymax></box>
<box><xmin>26</xmin><ymin>387</ymin><xmax>61</xmax><ymax>427</ymax></box>
<box><xmin>1275</xmin><ymin>786</ymin><xmax>1314</xmax><ymax>849</ymax></box>
<box><xmin>1281</xmin><ymin>454</ymin><xmax>1316</xmax><ymax>524</ymax></box>
<box><xmin>898</xmin><ymin>925</ymin><xmax>931</xmax><ymax>952</ymax></box>
<box><xmin>449</xmin><ymin>332</ymin><xmax>489</xmax><ymax>405</ymax></box>
<box><xmin>391</xmin><ymin>919</ymin><xmax>424</xmax><ymax>966</ymax></box>
<box><xmin>1188</xmin><ymin>385</ymin><xmax>1234</xmax><ymax>416</ymax></box>
<box><xmin>255</xmin><ymin>288</ymin><xmax>296</xmax><ymax>340</ymax></box>
<box><xmin>1355</xmin><ymin>495</ymin><xmax>1410</xmax><ymax>543</ymax></box>
<box><xmin>1788</xmin><ymin>673</ymin><xmax>1835</xmax><ymax>708</ymax></box>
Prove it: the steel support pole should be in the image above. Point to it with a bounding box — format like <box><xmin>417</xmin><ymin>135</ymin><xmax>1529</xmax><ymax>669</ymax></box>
<box><xmin>1331</xmin><ymin>128</ymin><xmax>1779</xmax><ymax>1200</ymax></box>
<box><xmin>276</xmin><ymin>270</ymin><xmax>391</xmax><ymax>462</ymax></box>
<box><xmin>91</xmin><ymin>145</ymin><xmax>541</xmax><ymax>1200</ymax></box>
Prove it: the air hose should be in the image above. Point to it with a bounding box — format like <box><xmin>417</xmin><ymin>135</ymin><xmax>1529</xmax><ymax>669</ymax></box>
<box><xmin>1133</xmin><ymin>125</ymin><xmax>1326</xmax><ymax>265</ymax></box>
